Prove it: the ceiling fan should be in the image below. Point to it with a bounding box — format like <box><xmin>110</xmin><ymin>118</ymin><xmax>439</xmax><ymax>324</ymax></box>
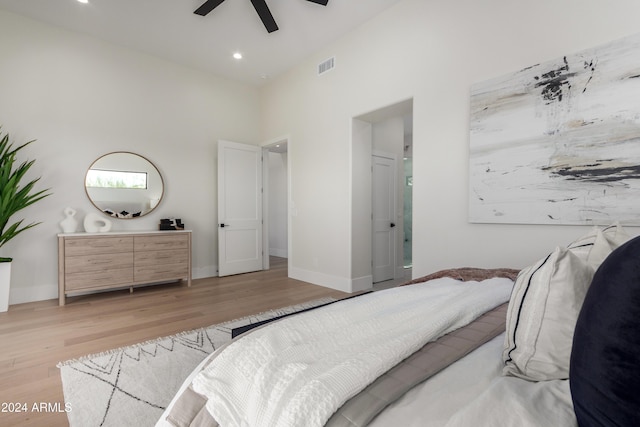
<box><xmin>194</xmin><ymin>0</ymin><xmax>329</xmax><ymax>33</ymax></box>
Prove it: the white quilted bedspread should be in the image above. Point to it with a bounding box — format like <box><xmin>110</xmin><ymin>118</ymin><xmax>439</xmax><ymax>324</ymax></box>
<box><xmin>192</xmin><ymin>277</ymin><xmax>513</xmax><ymax>427</ymax></box>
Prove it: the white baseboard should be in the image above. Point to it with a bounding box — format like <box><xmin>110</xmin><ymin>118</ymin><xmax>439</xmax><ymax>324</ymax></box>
<box><xmin>10</xmin><ymin>284</ymin><xmax>58</xmax><ymax>305</ymax></box>
<box><xmin>290</xmin><ymin>267</ymin><xmax>372</xmax><ymax>293</ymax></box>
<box><xmin>290</xmin><ymin>266</ymin><xmax>352</xmax><ymax>292</ymax></box>
<box><xmin>351</xmin><ymin>275</ymin><xmax>373</xmax><ymax>292</ymax></box>
<box><xmin>269</xmin><ymin>248</ymin><xmax>288</xmax><ymax>258</ymax></box>
<box><xmin>192</xmin><ymin>265</ymin><xmax>219</xmax><ymax>279</ymax></box>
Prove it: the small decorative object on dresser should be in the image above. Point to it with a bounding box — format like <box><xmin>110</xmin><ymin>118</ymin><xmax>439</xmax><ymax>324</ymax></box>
<box><xmin>83</xmin><ymin>211</ymin><xmax>112</xmax><ymax>233</ymax></box>
<box><xmin>159</xmin><ymin>218</ymin><xmax>185</xmax><ymax>230</ymax></box>
<box><xmin>59</xmin><ymin>207</ymin><xmax>78</xmax><ymax>233</ymax></box>
<box><xmin>57</xmin><ymin>230</ymin><xmax>192</xmax><ymax>305</ymax></box>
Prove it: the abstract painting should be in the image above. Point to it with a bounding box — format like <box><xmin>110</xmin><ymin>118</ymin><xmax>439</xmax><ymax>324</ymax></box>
<box><xmin>469</xmin><ymin>32</ymin><xmax>640</xmax><ymax>225</ymax></box>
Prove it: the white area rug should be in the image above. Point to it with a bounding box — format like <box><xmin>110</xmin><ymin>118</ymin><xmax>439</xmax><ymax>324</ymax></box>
<box><xmin>57</xmin><ymin>298</ymin><xmax>335</xmax><ymax>427</ymax></box>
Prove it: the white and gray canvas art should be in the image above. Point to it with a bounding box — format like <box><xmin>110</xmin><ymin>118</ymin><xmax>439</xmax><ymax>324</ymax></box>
<box><xmin>469</xmin><ymin>32</ymin><xmax>640</xmax><ymax>225</ymax></box>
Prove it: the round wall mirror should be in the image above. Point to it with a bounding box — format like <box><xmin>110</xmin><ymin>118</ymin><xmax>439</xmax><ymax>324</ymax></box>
<box><xmin>85</xmin><ymin>152</ymin><xmax>164</xmax><ymax>218</ymax></box>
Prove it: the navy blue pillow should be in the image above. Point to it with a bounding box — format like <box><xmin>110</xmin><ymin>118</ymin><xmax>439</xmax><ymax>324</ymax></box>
<box><xmin>570</xmin><ymin>234</ymin><xmax>640</xmax><ymax>426</ymax></box>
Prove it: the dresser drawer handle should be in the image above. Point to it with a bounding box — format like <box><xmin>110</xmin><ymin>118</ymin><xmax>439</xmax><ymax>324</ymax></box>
<box><xmin>93</xmin><ymin>275</ymin><xmax>119</xmax><ymax>281</ymax></box>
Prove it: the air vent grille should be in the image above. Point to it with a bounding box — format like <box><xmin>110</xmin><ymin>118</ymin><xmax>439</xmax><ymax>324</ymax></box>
<box><xmin>318</xmin><ymin>57</ymin><xmax>335</xmax><ymax>75</ymax></box>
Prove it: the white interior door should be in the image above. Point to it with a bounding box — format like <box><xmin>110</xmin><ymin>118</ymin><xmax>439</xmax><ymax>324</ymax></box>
<box><xmin>218</xmin><ymin>140</ymin><xmax>263</xmax><ymax>277</ymax></box>
<box><xmin>372</xmin><ymin>152</ymin><xmax>397</xmax><ymax>283</ymax></box>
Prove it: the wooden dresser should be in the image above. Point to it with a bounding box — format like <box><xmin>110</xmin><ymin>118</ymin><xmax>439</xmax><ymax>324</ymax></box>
<box><xmin>58</xmin><ymin>230</ymin><xmax>191</xmax><ymax>306</ymax></box>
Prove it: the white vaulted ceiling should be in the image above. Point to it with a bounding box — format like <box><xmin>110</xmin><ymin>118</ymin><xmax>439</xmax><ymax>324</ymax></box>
<box><xmin>0</xmin><ymin>0</ymin><xmax>404</xmax><ymax>86</ymax></box>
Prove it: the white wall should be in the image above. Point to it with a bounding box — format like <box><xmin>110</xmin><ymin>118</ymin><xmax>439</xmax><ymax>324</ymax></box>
<box><xmin>0</xmin><ymin>10</ymin><xmax>261</xmax><ymax>304</ymax></box>
<box><xmin>350</xmin><ymin>119</ymin><xmax>373</xmax><ymax>289</ymax></box>
<box><xmin>373</xmin><ymin>117</ymin><xmax>403</xmax><ymax>155</ymax></box>
<box><xmin>260</xmin><ymin>0</ymin><xmax>640</xmax><ymax>289</ymax></box>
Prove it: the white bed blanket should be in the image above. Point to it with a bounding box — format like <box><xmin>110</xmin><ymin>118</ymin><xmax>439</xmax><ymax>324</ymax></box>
<box><xmin>369</xmin><ymin>333</ymin><xmax>577</xmax><ymax>427</ymax></box>
<box><xmin>444</xmin><ymin>376</ymin><xmax>576</xmax><ymax>427</ymax></box>
<box><xmin>192</xmin><ymin>277</ymin><xmax>513</xmax><ymax>427</ymax></box>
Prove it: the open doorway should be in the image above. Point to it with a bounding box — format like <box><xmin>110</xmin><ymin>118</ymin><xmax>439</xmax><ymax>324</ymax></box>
<box><xmin>262</xmin><ymin>139</ymin><xmax>289</xmax><ymax>271</ymax></box>
<box><xmin>351</xmin><ymin>99</ymin><xmax>413</xmax><ymax>289</ymax></box>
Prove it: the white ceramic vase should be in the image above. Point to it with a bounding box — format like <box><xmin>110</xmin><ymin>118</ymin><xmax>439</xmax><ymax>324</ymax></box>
<box><xmin>0</xmin><ymin>262</ymin><xmax>11</xmax><ymax>313</ymax></box>
<box><xmin>59</xmin><ymin>207</ymin><xmax>78</xmax><ymax>233</ymax></box>
<box><xmin>84</xmin><ymin>212</ymin><xmax>112</xmax><ymax>233</ymax></box>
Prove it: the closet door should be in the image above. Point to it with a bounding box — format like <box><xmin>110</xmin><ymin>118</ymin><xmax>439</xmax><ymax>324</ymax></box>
<box><xmin>372</xmin><ymin>152</ymin><xmax>397</xmax><ymax>283</ymax></box>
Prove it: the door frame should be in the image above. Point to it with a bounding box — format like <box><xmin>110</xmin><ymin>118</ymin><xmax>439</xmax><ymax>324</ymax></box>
<box><xmin>351</xmin><ymin>99</ymin><xmax>413</xmax><ymax>291</ymax></box>
<box><xmin>260</xmin><ymin>135</ymin><xmax>291</xmax><ymax>273</ymax></box>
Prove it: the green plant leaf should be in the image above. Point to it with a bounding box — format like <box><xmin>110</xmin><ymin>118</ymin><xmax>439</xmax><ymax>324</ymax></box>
<box><xmin>0</xmin><ymin>127</ymin><xmax>51</xmax><ymax>252</ymax></box>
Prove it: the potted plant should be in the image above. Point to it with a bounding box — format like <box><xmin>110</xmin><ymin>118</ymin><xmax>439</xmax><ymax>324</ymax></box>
<box><xmin>0</xmin><ymin>128</ymin><xmax>51</xmax><ymax>312</ymax></box>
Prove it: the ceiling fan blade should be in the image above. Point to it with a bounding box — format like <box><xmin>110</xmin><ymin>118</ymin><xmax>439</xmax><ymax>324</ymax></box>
<box><xmin>306</xmin><ymin>0</ymin><xmax>329</xmax><ymax>5</ymax></box>
<box><xmin>250</xmin><ymin>0</ymin><xmax>279</xmax><ymax>33</ymax></box>
<box><xmin>194</xmin><ymin>0</ymin><xmax>226</xmax><ymax>16</ymax></box>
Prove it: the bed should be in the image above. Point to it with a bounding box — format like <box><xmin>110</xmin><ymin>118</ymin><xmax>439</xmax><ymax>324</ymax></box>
<box><xmin>156</xmin><ymin>223</ymin><xmax>639</xmax><ymax>427</ymax></box>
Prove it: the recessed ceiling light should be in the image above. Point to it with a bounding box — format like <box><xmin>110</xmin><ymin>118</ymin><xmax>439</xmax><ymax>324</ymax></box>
<box><xmin>233</xmin><ymin>52</ymin><xmax>242</xmax><ymax>60</ymax></box>
<box><xmin>77</xmin><ymin>0</ymin><xmax>89</xmax><ymax>4</ymax></box>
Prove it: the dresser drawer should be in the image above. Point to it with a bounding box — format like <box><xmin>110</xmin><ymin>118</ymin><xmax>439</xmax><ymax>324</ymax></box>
<box><xmin>65</xmin><ymin>252</ymin><xmax>133</xmax><ymax>274</ymax></box>
<box><xmin>134</xmin><ymin>235</ymin><xmax>189</xmax><ymax>251</ymax></box>
<box><xmin>134</xmin><ymin>249</ymin><xmax>189</xmax><ymax>267</ymax></box>
<box><xmin>134</xmin><ymin>263</ymin><xmax>189</xmax><ymax>283</ymax></box>
<box><xmin>65</xmin><ymin>267</ymin><xmax>134</xmax><ymax>291</ymax></box>
<box><xmin>65</xmin><ymin>237</ymin><xmax>133</xmax><ymax>256</ymax></box>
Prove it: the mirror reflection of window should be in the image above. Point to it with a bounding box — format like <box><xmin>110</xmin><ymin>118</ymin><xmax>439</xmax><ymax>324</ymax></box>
<box><xmin>85</xmin><ymin>152</ymin><xmax>164</xmax><ymax>219</ymax></box>
<box><xmin>86</xmin><ymin>169</ymin><xmax>148</xmax><ymax>189</ymax></box>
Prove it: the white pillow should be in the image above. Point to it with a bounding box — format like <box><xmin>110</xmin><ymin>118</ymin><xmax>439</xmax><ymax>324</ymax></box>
<box><xmin>568</xmin><ymin>222</ymin><xmax>631</xmax><ymax>270</ymax></box>
<box><xmin>586</xmin><ymin>230</ymin><xmax>615</xmax><ymax>270</ymax></box>
<box><xmin>602</xmin><ymin>221</ymin><xmax>631</xmax><ymax>247</ymax></box>
<box><xmin>502</xmin><ymin>246</ymin><xmax>594</xmax><ymax>381</ymax></box>
<box><xmin>566</xmin><ymin>226</ymin><xmax>599</xmax><ymax>261</ymax></box>
<box><xmin>586</xmin><ymin>222</ymin><xmax>631</xmax><ymax>269</ymax></box>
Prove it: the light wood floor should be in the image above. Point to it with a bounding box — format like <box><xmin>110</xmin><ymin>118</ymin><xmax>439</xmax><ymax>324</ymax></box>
<box><xmin>0</xmin><ymin>257</ymin><xmax>348</xmax><ymax>426</ymax></box>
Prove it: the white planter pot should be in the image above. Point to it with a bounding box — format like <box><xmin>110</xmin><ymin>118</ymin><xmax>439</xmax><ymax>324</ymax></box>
<box><xmin>0</xmin><ymin>262</ymin><xmax>10</xmax><ymax>313</ymax></box>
